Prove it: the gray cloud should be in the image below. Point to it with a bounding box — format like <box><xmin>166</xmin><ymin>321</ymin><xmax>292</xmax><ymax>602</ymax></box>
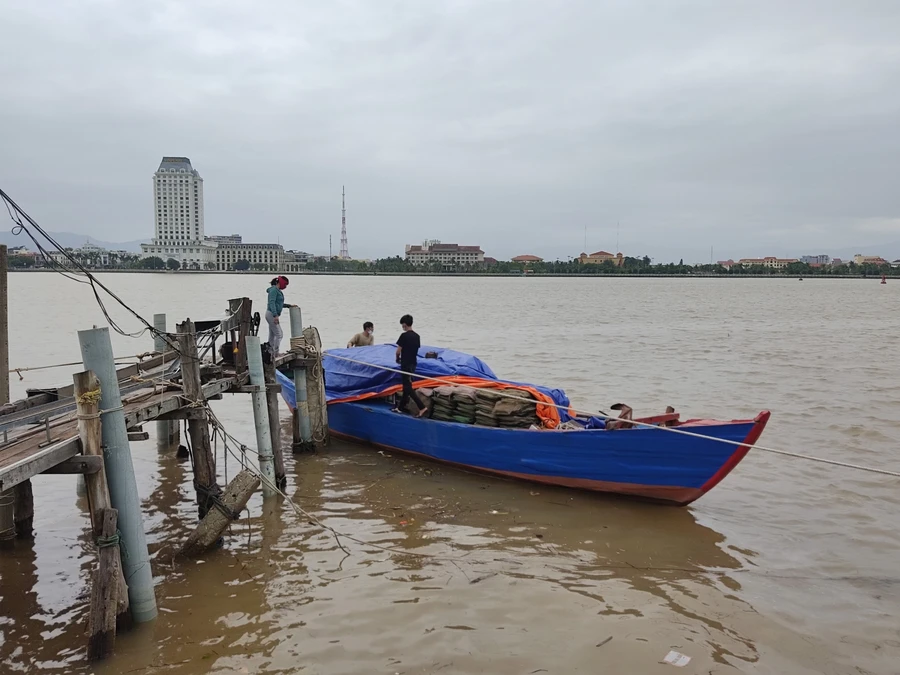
<box><xmin>2</xmin><ymin>0</ymin><xmax>899</xmax><ymax>262</ymax></box>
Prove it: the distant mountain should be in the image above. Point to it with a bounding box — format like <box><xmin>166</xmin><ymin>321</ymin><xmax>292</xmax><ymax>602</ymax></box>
<box><xmin>0</xmin><ymin>230</ymin><xmax>148</xmax><ymax>253</ymax></box>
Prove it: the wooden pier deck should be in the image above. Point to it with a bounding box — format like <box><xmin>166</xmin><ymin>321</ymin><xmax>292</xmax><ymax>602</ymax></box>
<box><xmin>0</xmin><ymin>350</ymin><xmax>298</xmax><ymax>493</ymax></box>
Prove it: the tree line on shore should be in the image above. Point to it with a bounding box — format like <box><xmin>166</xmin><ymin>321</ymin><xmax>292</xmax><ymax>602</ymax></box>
<box><xmin>7</xmin><ymin>250</ymin><xmax>898</xmax><ymax>276</ymax></box>
<box><xmin>306</xmin><ymin>255</ymin><xmax>899</xmax><ymax>276</ymax></box>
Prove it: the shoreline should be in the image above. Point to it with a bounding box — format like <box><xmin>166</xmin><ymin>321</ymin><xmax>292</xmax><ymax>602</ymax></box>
<box><xmin>7</xmin><ymin>269</ymin><xmax>890</xmax><ymax>279</ymax></box>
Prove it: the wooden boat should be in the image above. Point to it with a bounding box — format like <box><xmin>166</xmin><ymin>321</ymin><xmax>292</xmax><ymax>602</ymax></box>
<box><xmin>277</xmin><ymin>346</ymin><xmax>770</xmax><ymax>506</ymax></box>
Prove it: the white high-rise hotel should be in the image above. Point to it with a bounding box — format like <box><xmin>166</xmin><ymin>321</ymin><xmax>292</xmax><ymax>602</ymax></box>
<box><xmin>141</xmin><ymin>157</ymin><xmax>217</xmax><ymax>267</ymax></box>
<box><xmin>154</xmin><ymin>157</ymin><xmax>205</xmax><ymax>245</ymax></box>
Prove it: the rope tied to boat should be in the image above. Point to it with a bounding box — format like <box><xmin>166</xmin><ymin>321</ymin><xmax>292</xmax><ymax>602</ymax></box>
<box><xmin>96</xmin><ymin>530</ymin><xmax>121</xmax><ymax>549</ymax></box>
<box><xmin>323</xmin><ymin>353</ymin><xmax>900</xmax><ymax>480</ymax></box>
<box><xmin>11</xmin><ymin>355</ymin><xmax>146</xmax><ymax>380</ymax></box>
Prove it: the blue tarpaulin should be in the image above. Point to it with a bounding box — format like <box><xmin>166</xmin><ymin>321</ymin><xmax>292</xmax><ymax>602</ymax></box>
<box><xmin>323</xmin><ymin>344</ymin><xmax>497</xmax><ymax>400</ymax></box>
<box><xmin>276</xmin><ymin>344</ymin><xmax>572</xmax><ymax>420</ymax></box>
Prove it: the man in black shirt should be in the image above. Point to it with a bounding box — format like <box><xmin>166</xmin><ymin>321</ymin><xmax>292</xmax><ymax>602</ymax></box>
<box><xmin>394</xmin><ymin>314</ymin><xmax>427</xmax><ymax>417</ymax></box>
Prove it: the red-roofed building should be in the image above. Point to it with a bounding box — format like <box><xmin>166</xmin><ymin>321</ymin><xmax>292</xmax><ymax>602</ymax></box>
<box><xmin>511</xmin><ymin>254</ymin><xmax>543</xmax><ymax>263</ymax></box>
<box><xmin>717</xmin><ymin>259</ymin><xmax>735</xmax><ymax>270</ymax></box>
<box><xmin>853</xmin><ymin>254</ymin><xmax>889</xmax><ymax>266</ymax></box>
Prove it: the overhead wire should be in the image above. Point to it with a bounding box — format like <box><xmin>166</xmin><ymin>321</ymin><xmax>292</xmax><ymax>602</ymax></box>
<box><xmin>1</xmin><ymin>186</ymin><xmax>245</xmax><ymax>368</ymax></box>
<box><xmin>0</xmin><ymin>188</ymin><xmax>237</xmax><ymax>357</ymax></box>
<box><xmin>3</xmin><ymin>190</ymin><xmax>152</xmax><ymax>339</ymax></box>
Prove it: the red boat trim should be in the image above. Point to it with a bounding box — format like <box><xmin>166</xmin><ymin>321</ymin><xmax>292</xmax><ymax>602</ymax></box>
<box><xmin>696</xmin><ymin>410</ymin><xmax>771</xmax><ymax>497</ymax></box>
<box><xmin>329</xmin><ymin>431</ymin><xmax>704</xmax><ymax>506</ymax></box>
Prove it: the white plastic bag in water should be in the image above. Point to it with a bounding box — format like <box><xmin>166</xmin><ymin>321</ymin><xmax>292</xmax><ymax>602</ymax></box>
<box><xmin>663</xmin><ymin>651</ymin><xmax>691</xmax><ymax>667</ymax></box>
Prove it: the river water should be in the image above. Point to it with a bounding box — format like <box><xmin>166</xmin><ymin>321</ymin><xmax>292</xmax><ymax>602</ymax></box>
<box><xmin>0</xmin><ymin>273</ymin><xmax>897</xmax><ymax>674</ymax></box>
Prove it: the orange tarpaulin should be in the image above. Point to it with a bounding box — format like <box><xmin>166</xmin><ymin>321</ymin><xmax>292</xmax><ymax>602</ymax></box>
<box><xmin>329</xmin><ymin>375</ymin><xmax>568</xmax><ymax>429</ymax></box>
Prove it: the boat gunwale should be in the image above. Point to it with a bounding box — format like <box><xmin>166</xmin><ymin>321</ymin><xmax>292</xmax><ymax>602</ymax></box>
<box><xmin>332</xmin><ymin>398</ymin><xmax>770</xmax><ymax>435</ymax></box>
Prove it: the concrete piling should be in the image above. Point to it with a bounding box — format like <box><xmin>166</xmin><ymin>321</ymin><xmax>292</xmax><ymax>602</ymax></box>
<box><xmin>246</xmin><ymin>336</ymin><xmax>277</xmax><ymax>498</ymax></box>
<box><xmin>79</xmin><ymin>327</ymin><xmax>157</xmax><ymax>623</ymax></box>
<box><xmin>153</xmin><ymin>313</ymin><xmax>180</xmax><ymax>453</ymax></box>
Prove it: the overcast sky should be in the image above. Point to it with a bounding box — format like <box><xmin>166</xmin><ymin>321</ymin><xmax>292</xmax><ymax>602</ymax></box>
<box><xmin>2</xmin><ymin>1</ymin><xmax>899</xmax><ymax>262</ymax></box>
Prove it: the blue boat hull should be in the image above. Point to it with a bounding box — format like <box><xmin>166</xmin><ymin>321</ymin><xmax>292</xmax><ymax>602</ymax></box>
<box><xmin>288</xmin><ymin>394</ymin><xmax>769</xmax><ymax>505</ymax></box>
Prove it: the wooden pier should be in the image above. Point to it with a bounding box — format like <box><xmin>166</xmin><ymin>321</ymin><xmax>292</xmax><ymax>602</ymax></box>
<box><xmin>0</xmin><ymin>265</ymin><xmax>327</xmax><ymax>661</ymax></box>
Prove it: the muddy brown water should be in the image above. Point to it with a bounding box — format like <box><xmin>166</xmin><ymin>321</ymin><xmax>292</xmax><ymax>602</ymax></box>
<box><xmin>0</xmin><ymin>273</ymin><xmax>898</xmax><ymax>674</ymax></box>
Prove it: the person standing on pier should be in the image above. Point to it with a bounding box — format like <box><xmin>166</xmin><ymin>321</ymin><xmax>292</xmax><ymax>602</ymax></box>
<box><xmin>394</xmin><ymin>314</ymin><xmax>427</xmax><ymax>417</ymax></box>
<box><xmin>347</xmin><ymin>322</ymin><xmax>375</xmax><ymax>348</ymax></box>
<box><xmin>266</xmin><ymin>276</ymin><xmax>294</xmax><ymax>355</ymax></box>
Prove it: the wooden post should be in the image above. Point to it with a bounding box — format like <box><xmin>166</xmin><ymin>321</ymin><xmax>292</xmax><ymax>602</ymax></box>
<box><xmin>180</xmin><ymin>469</ymin><xmax>260</xmax><ymax>557</ymax></box>
<box><xmin>74</xmin><ymin>370</ymin><xmax>131</xmax><ymax>630</ymax></box>
<box><xmin>153</xmin><ymin>313</ymin><xmax>179</xmax><ymax>453</ymax></box>
<box><xmin>263</xmin><ymin>359</ymin><xmax>287</xmax><ymax>490</ymax></box>
<box><xmin>176</xmin><ymin>320</ymin><xmax>220</xmax><ymax>518</ymax></box>
<box><xmin>303</xmin><ymin>327</ymin><xmax>330</xmax><ymax>447</ymax></box>
<box><xmin>0</xmin><ymin>489</ymin><xmax>14</xmax><ymax>550</ymax></box>
<box><xmin>228</xmin><ymin>298</ymin><xmax>252</xmax><ymax>376</ymax></box>
<box><xmin>87</xmin><ymin>508</ymin><xmax>120</xmax><ymax>661</ymax></box>
<box><xmin>79</xmin><ymin>328</ymin><xmax>157</xmax><ymax>623</ymax></box>
<box><xmin>13</xmin><ymin>481</ymin><xmax>34</xmax><ymax>539</ymax></box>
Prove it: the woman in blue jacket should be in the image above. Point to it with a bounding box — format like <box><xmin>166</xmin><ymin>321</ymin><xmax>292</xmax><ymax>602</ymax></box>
<box><xmin>266</xmin><ymin>276</ymin><xmax>294</xmax><ymax>355</ymax></box>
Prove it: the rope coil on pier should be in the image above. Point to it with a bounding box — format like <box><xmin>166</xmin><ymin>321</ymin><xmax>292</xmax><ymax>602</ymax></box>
<box><xmin>75</xmin><ymin>388</ymin><xmax>102</xmax><ymax>406</ymax></box>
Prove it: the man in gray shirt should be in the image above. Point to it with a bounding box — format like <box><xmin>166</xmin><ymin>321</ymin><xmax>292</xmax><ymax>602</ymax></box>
<box><xmin>347</xmin><ymin>321</ymin><xmax>374</xmax><ymax>348</ymax></box>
